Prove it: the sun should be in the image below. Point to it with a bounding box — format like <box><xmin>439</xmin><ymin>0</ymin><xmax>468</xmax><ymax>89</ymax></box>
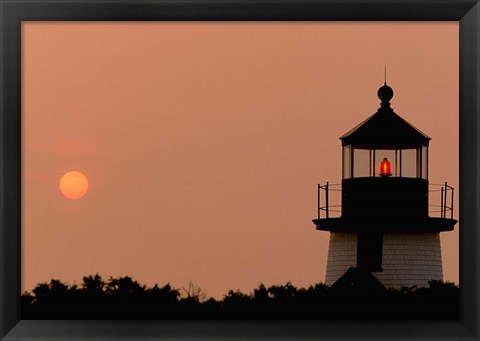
<box><xmin>59</xmin><ymin>171</ymin><xmax>89</xmax><ymax>199</ymax></box>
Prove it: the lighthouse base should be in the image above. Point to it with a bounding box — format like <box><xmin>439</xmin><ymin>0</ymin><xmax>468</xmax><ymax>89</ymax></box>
<box><xmin>325</xmin><ymin>232</ymin><xmax>443</xmax><ymax>289</ymax></box>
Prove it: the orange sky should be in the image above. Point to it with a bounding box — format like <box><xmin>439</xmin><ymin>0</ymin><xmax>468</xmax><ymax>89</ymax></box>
<box><xmin>21</xmin><ymin>22</ymin><xmax>459</xmax><ymax>299</ymax></box>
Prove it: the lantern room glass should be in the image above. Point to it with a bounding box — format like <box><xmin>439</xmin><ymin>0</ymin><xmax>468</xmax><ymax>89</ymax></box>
<box><xmin>342</xmin><ymin>145</ymin><xmax>428</xmax><ymax>180</ymax></box>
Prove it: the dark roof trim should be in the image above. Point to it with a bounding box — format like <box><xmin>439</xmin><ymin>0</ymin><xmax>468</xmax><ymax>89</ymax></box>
<box><xmin>340</xmin><ymin>107</ymin><xmax>431</xmax><ymax>148</ymax></box>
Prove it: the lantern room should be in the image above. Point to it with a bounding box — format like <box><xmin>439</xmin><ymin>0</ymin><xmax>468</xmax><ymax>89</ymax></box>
<box><xmin>341</xmin><ymin>83</ymin><xmax>430</xmax><ymax>180</ymax></box>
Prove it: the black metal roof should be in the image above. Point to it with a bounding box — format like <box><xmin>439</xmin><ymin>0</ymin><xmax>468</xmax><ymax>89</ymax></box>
<box><xmin>340</xmin><ymin>84</ymin><xmax>431</xmax><ymax>149</ymax></box>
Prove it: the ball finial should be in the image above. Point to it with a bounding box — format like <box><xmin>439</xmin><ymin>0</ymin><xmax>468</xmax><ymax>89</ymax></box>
<box><xmin>378</xmin><ymin>82</ymin><xmax>394</xmax><ymax>104</ymax></box>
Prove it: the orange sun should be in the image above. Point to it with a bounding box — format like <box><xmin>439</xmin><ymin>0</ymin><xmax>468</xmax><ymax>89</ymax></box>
<box><xmin>59</xmin><ymin>171</ymin><xmax>89</xmax><ymax>199</ymax></box>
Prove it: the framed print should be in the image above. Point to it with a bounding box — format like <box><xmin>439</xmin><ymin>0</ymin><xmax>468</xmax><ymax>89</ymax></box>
<box><xmin>1</xmin><ymin>0</ymin><xmax>479</xmax><ymax>340</ymax></box>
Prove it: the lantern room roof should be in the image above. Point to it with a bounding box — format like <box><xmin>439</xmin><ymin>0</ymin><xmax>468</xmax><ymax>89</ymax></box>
<box><xmin>340</xmin><ymin>83</ymin><xmax>431</xmax><ymax>149</ymax></box>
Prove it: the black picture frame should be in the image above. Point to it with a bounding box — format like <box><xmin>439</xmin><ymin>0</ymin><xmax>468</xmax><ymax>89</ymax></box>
<box><xmin>1</xmin><ymin>0</ymin><xmax>478</xmax><ymax>340</ymax></box>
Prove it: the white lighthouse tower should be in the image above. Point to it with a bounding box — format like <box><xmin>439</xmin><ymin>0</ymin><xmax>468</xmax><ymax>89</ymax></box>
<box><xmin>313</xmin><ymin>82</ymin><xmax>457</xmax><ymax>289</ymax></box>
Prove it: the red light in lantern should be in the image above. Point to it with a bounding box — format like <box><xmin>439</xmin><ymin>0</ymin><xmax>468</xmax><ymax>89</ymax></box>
<box><xmin>379</xmin><ymin>157</ymin><xmax>392</xmax><ymax>177</ymax></box>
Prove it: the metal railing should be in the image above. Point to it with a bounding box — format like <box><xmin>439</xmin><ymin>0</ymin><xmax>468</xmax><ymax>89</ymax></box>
<box><xmin>428</xmin><ymin>182</ymin><xmax>454</xmax><ymax>219</ymax></box>
<box><xmin>317</xmin><ymin>182</ymin><xmax>342</xmax><ymax>219</ymax></box>
<box><xmin>316</xmin><ymin>181</ymin><xmax>454</xmax><ymax>220</ymax></box>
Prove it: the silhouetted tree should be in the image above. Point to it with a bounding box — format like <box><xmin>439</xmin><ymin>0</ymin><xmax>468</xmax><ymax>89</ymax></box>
<box><xmin>252</xmin><ymin>284</ymin><xmax>269</xmax><ymax>302</ymax></box>
<box><xmin>148</xmin><ymin>283</ymin><xmax>180</xmax><ymax>303</ymax></box>
<box><xmin>180</xmin><ymin>281</ymin><xmax>207</xmax><ymax>303</ymax></box>
<box><xmin>32</xmin><ymin>279</ymin><xmax>73</xmax><ymax>301</ymax></box>
<box><xmin>21</xmin><ymin>275</ymin><xmax>458</xmax><ymax>320</ymax></box>
<box><xmin>267</xmin><ymin>282</ymin><xmax>297</xmax><ymax>301</ymax></box>
<box><xmin>106</xmin><ymin>276</ymin><xmax>146</xmax><ymax>298</ymax></box>
<box><xmin>80</xmin><ymin>274</ymin><xmax>106</xmax><ymax>298</ymax></box>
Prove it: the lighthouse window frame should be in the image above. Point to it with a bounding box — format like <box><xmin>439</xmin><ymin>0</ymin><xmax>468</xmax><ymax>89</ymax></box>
<box><xmin>353</xmin><ymin>148</ymin><xmax>370</xmax><ymax>177</ymax></box>
<box><xmin>422</xmin><ymin>146</ymin><xmax>428</xmax><ymax>179</ymax></box>
<box><xmin>344</xmin><ymin>145</ymin><xmax>429</xmax><ymax>180</ymax></box>
<box><xmin>401</xmin><ymin>149</ymin><xmax>416</xmax><ymax>178</ymax></box>
<box><xmin>342</xmin><ymin>145</ymin><xmax>352</xmax><ymax>179</ymax></box>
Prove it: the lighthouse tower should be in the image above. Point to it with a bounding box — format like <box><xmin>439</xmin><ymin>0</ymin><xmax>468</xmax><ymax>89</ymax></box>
<box><xmin>313</xmin><ymin>82</ymin><xmax>457</xmax><ymax>289</ymax></box>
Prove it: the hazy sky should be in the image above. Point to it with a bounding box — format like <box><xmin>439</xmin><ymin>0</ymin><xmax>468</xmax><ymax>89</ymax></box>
<box><xmin>22</xmin><ymin>22</ymin><xmax>459</xmax><ymax>298</ymax></box>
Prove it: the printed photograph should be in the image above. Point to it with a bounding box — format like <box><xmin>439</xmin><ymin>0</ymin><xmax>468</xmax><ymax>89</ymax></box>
<box><xmin>21</xmin><ymin>21</ymin><xmax>459</xmax><ymax>319</ymax></box>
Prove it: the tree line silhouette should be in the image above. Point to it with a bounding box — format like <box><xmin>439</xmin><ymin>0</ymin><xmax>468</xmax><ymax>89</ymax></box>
<box><xmin>22</xmin><ymin>274</ymin><xmax>458</xmax><ymax>320</ymax></box>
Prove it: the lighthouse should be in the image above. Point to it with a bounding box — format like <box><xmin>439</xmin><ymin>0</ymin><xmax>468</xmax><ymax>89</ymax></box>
<box><xmin>313</xmin><ymin>82</ymin><xmax>457</xmax><ymax>289</ymax></box>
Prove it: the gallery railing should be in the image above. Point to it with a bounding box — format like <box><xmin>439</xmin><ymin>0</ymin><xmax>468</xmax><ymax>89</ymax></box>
<box><xmin>317</xmin><ymin>182</ymin><xmax>342</xmax><ymax>219</ymax></box>
<box><xmin>317</xmin><ymin>182</ymin><xmax>454</xmax><ymax>220</ymax></box>
<box><xmin>428</xmin><ymin>183</ymin><xmax>454</xmax><ymax>219</ymax></box>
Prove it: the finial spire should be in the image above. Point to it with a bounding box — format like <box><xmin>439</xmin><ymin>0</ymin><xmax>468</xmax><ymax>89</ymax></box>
<box><xmin>384</xmin><ymin>65</ymin><xmax>387</xmax><ymax>85</ymax></box>
<box><xmin>377</xmin><ymin>69</ymin><xmax>394</xmax><ymax>108</ymax></box>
